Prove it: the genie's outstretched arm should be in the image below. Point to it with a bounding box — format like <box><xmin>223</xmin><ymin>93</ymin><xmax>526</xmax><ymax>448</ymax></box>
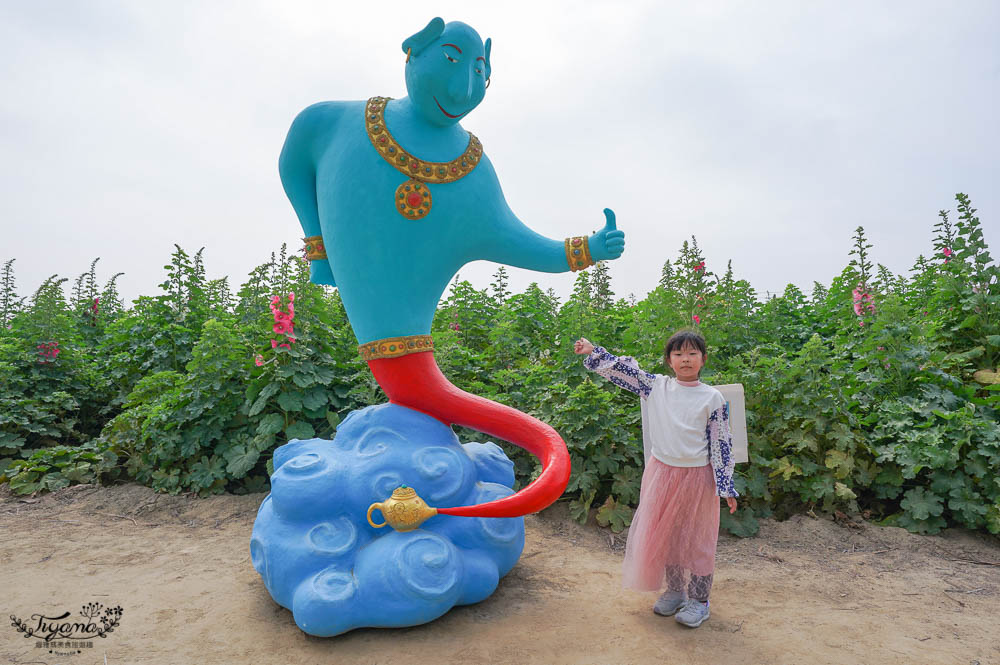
<box><xmin>279</xmin><ymin>103</ymin><xmax>337</xmax><ymax>286</ymax></box>
<box><xmin>474</xmin><ymin>163</ymin><xmax>624</xmax><ymax>271</ymax></box>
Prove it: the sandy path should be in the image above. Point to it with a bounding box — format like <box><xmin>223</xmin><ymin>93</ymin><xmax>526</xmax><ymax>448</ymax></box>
<box><xmin>2</xmin><ymin>484</ymin><xmax>998</xmax><ymax>665</ymax></box>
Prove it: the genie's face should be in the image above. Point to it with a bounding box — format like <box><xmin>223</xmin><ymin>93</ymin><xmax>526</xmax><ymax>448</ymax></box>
<box><xmin>403</xmin><ymin>21</ymin><xmax>491</xmax><ymax>127</ymax></box>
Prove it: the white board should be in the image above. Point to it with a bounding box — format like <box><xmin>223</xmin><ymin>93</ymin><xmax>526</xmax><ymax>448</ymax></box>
<box><xmin>713</xmin><ymin>383</ymin><xmax>748</xmax><ymax>464</ymax></box>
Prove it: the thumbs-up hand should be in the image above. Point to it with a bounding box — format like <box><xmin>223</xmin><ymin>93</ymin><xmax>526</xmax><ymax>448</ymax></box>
<box><xmin>588</xmin><ymin>208</ymin><xmax>625</xmax><ymax>261</ymax></box>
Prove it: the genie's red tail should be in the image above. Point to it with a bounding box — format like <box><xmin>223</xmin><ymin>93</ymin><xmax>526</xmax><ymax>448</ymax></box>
<box><xmin>367</xmin><ymin>352</ymin><xmax>571</xmax><ymax>518</ymax></box>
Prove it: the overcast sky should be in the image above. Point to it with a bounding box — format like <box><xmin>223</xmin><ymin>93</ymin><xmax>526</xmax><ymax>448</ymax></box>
<box><xmin>1</xmin><ymin>0</ymin><xmax>997</xmax><ymax>309</ymax></box>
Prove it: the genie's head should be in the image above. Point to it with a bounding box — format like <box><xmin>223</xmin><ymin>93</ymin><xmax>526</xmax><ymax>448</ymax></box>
<box><xmin>402</xmin><ymin>18</ymin><xmax>491</xmax><ymax>127</ymax></box>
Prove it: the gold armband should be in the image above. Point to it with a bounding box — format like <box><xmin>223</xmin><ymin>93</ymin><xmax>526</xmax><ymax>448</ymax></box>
<box><xmin>359</xmin><ymin>334</ymin><xmax>434</xmax><ymax>361</ymax></box>
<box><xmin>565</xmin><ymin>236</ymin><xmax>594</xmax><ymax>272</ymax></box>
<box><xmin>304</xmin><ymin>235</ymin><xmax>327</xmax><ymax>260</ymax></box>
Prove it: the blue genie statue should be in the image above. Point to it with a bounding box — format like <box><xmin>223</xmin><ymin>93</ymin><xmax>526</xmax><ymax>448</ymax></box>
<box><xmin>251</xmin><ymin>17</ymin><xmax>625</xmax><ymax>635</ymax></box>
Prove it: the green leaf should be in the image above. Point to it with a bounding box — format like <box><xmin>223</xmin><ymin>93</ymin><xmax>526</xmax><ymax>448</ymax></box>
<box><xmin>277</xmin><ymin>391</ymin><xmax>303</xmax><ymax>412</ymax></box>
<box><xmin>769</xmin><ymin>456</ymin><xmax>802</xmax><ymax>480</ymax></box>
<box><xmin>985</xmin><ymin>504</ymin><xmax>1000</xmax><ymax>535</ymax></box>
<box><xmin>824</xmin><ymin>450</ymin><xmax>854</xmax><ymax>479</ymax></box>
<box><xmin>326</xmin><ymin>410</ymin><xmax>341</xmax><ymax>430</ymax></box>
<box><xmin>595</xmin><ymin>496</ymin><xmax>633</xmax><ymax>533</ymax></box>
<box><xmin>894</xmin><ymin>512</ymin><xmax>946</xmax><ymax>535</ymax></box>
<box><xmin>569</xmin><ymin>490</ymin><xmax>596</xmax><ymax>524</ymax></box>
<box><xmin>720</xmin><ymin>505</ymin><xmax>759</xmax><ymax>538</ymax></box>
<box><xmin>900</xmin><ymin>487</ymin><xmax>944</xmax><ymax>520</ymax></box>
<box><xmin>186</xmin><ymin>455</ymin><xmax>226</xmax><ymax>490</ymax></box>
<box><xmin>302</xmin><ymin>388</ymin><xmax>328</xmax><ymax>411</ymax></box>
<box><xmin>255</xmin><ymin>413</ymin><xmax>285</xmax><ymax>437</ymax></box>
<box><xmin>834</xmin><ymin>482</ymin><xmax>856</xmax><ymax>500</ymax></box>
<box><xmin>248</xmin><ymin>382</ymin><xmax>281</xmax><ymax>416</ymax></box>
<box><xmin>224</xmin><ymin>445</ymin><xmax>260</xmax><ymax>478</ymax></box>
<box><xmin>61</xmin><ymin>463</ymin><xmax>94</xmax><ymax>483</ymax></box>
<box><xmin>955</xmin><ymin>314</ymin><xmax>979</xmax><ymax>330</ymax></box>
<box><xmin>284</xmin><ymin>421</ymin><xmax>315</xmax><ymax>441</ymax></box>
<box><xmin>7</xmin><ymin>470</ymin><xmax>42</xmax><ymax>495</ymax></box>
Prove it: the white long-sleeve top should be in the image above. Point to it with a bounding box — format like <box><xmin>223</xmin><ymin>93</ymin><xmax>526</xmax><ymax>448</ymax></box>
<box><xmin>583</xmin><ymin>345</ymin><xmax>738</xmax><ymax>498</ymax></box>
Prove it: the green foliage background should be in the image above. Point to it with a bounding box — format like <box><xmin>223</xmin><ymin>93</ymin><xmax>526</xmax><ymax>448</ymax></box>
<box><xmin>1</xmin><ymin>194</ymin><xmax>998</xmax><ymax>537</ymax></box>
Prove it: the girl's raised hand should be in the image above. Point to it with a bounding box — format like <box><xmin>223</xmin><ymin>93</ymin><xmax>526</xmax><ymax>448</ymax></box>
<box><xmin>574</xmin><ymin>338</ymin><xmax>594</xmax><ymax>355</ymax></box>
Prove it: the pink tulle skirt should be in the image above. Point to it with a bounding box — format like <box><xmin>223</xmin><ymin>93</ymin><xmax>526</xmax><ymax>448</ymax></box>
<box><xmin>622</xmin><ymin>459</ymin><xmax>720</xmax><ymax>591</ymax></box>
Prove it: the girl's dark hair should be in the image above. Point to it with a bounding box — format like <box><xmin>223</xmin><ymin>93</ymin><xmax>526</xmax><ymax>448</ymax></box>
<box><xmin>663</xmin><ymin>329</ymin><xmax>707</xmax><ymax>368</ymax></box>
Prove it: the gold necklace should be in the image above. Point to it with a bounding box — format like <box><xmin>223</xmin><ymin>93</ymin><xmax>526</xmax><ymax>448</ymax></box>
<box><xmin>364</xmin><ymin>96</ymin><xmax>484</xmax><ymax>219</ymax></box>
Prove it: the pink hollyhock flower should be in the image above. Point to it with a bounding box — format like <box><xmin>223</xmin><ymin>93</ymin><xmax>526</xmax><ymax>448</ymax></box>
<box><xmin>271</xmin><ymin>295</ymin><xmax>280</xmax><ymax>305</ymax></box>
<box><xmin>287</xmin><ymin>303</ymin><xmax>294</xmax><ymax>317</ymax></box>
<box><xmin>271</xmin><ymin>339</ymin><xmax>279</xmax><ymax>349</ymax></box>
<box><xmin>693</xmin><ymin>261</ymin><xmax>705</xmax><ymax>272</ymax></box>
<box><xmin>273</xmin><ymin>322</ymin><xmax>292</xmax><ymax>335</ymax></box>
<box><xmin>288</xmin><ymin>292</ymin><xmax>295</xmax><ymax>302</ymax></box>
<box><xmin>279</xmin><ymin>343</ymin><xmax>290</xmax><ymax>350</ymax></box>
<box><xmin>254</xmin><ymin>354</ymin><xmax>264</xmax><ymax>366</ymax></box>
<box><xmin>942</xmin><ymin>247</ymin><xmax>952</xmax><ymax>257</ymax></box>
<box><xmin>859</xmin><ymin>321</ymin><xmax>865</xmax><ymax>327</ymax></box>
<box><xmin>853</xmin><ymin>302</ymin><xmax>863</xmax><ymax>315</ymax></box>
<box><xmin>692</xmin><ymin>314</ymin><xmax>701</xmax><ymax>324</ymax></box>
<box><xmin>273</xmin><ymin>311</ymin><xmax>290</xmax><ymax>324</ymax></box>
<box><xmin>287</xmin><ymin>337</ymin><xmax>296</xmax><ymax>344</ymax></box>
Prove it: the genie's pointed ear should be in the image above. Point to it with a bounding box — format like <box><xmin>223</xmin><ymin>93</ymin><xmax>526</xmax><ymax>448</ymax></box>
<box><xmin>402</xmin><ymin>17</ymin><xmax>445</xmax><ymax>58</ymax></box>
<box><xmin>483</xmin><ymin>38</ymin><xmax>492</xmax><ymax>78</ymax></box>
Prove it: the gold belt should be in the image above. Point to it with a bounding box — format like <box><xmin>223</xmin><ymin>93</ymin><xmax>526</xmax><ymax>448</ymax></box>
<box><xmin>359</xmin><ymin>334</ymin><xmax>434</xmax><ymax>361</ymax></box>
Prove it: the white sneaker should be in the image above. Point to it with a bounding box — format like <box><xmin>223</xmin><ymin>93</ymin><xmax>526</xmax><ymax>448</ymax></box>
<box><xmin>653</xmin><ymin>590</ymin><xmax>686</xmax><ymax>616</ymax></box>
<box><xmin>674</xmin><ymin>599</ymin><xmax>710</xmax><ymax>627</ymax></box>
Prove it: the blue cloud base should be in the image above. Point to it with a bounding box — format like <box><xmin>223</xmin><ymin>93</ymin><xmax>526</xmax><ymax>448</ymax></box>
<box><xmin>250</xmin><ymin>403</ymin><xmax>525</xmax><ymax>636</ymax></box>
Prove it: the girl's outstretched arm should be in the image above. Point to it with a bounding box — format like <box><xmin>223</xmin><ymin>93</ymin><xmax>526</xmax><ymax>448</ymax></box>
<box><xmin>708</xmin><ymin>403</ymin><xmax>739</xmax><ymax>499</ymax></box>
<box><xmin>577</xmin><ymin>339</ymin><xmax>656</xmax><ymax>399</ymax></box>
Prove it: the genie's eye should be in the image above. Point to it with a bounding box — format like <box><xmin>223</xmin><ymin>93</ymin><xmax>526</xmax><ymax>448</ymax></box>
<box><xmin>443</xmin><ymin>52</ymin><xmax>458</xmax><ymax>63</ymax></box>
<box><xmin>475</xmin><ymin>67</ymin><xmax>483</xmax><ymax>75</ymax></box>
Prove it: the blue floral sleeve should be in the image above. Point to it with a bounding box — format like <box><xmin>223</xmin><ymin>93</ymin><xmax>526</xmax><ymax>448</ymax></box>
<box><xmin>707</xmin><ymin>403</ymin><xmax>738</xmax><ymax>498</ymax></box>
<box><xmin>582</xmin><ymin>346</ymin><xmax>656</xmax><ymax>400</ymax></box>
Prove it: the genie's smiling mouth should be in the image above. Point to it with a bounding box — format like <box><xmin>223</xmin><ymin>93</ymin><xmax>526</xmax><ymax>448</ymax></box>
<box><xmin>433</xmin><ymin>96</ymin><xmax>469</xmax><ymax>119</ymax></box>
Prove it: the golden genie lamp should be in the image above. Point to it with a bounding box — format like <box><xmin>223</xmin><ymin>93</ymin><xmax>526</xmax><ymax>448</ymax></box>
<box><xmin>367</xmin><ymin>486</ymin><xmax>438</xmax><ymax>532</ymax></box>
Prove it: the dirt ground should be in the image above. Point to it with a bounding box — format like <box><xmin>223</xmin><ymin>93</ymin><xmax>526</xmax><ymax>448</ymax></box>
<box><xmin>1</xmin><ymin>484</ymin><xmax>999</xmax><ymax>665</ymax></box>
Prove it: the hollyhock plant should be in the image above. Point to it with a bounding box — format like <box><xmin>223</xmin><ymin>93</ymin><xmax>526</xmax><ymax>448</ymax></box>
<box><xmin>266</xmin><ymin>292</ymin><xmax>297</xmax><ymax>354</ymax></box>
<box><xmin>693</xmin><ymin>261</ymin><xmax>705</xmax><ymax>272</ymax></box>
<box><xmin>36</xmin><ymin>341</ymin><xmax>60</xmax><ymax>363</ymax></box>
<box><xmin>692</xmin><ymin>314</ymin><xmax>701</xmax><ymax>324</ymax></box>
<box><xmin>852</xmin><ymin>284</ymin><xmax>875</xmax><ymax>317</ymax></box>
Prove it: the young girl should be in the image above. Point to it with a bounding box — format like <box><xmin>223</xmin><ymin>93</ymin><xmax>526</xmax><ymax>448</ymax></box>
<box><xmin>574</xmin><ymin>330</ymin><xmax>737</xmax><ymax>628</ymax></box>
